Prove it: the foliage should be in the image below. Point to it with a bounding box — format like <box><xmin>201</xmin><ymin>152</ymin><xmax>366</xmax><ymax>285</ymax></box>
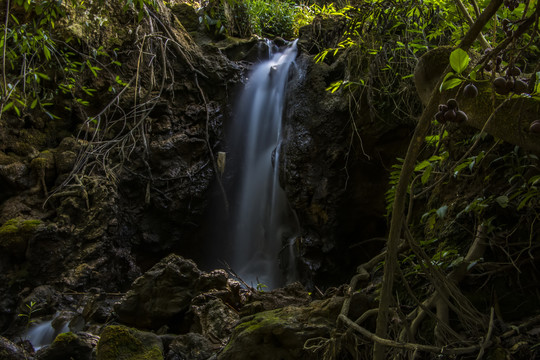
<box><xmin>0</xmin><ymin>0</ymin><xmax>156</xmax><ymax>123</ymax></box>
<box><xmin>202</xmin><ymin>0</ymin><xmax>315</xmax><ymax>39</ymax></box>
<box><xmin>18</xmin><ymin>301</ymin><xmax>41</xmax><ymax>330</ymax></box>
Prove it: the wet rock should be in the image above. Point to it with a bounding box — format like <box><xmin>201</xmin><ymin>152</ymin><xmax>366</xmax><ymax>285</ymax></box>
<box><xmin>218</xmin><ymin>296</ymin><xmax>344</xmax><ymax>360</ymax></box>
<box><xmin>96</xmin><ymin>325</ymin><xmax>163</xmax><ymax>360</ymax></box>
<box><xmin>282</xmin><ymin>50</ymin><xmax>401</xmax><ymax>287</ymax></box>
<box><xmin>0</xmin><ymin>336</ymin><xmax>27</xmax><ymax>360</ymax></box>
<box><xmin>114</xmin><ymin>254</ymin><xmax>203</xmax><ymax>330</ymax></box>
<box><xmin>19</xmin><ymin>286</ymin><xmax>62</xmax><ymax>317</ymax></box>
<box><xmin>82</xmin><ymin>292</ymin><xmax>116</xmax><ymax>324</ymax></box>
<box><xmin>166</xmin><ymin>333</ymin><xmax>216</xmax><ymax>360</ymax></box>
<box><xmin>35</xmin><ymin>332</ymin><xmax>98</xmax><ymax>360</ymax></box>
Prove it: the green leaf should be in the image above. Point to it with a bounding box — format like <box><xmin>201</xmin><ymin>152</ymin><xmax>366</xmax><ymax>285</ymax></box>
<box><xmin>440</xmin><ymin>77</ymin><xmax>463</xmax><ymax>92</ymax></box>
<box><xmin>30</xmin><ymin>98</ymin><xmax>38</xmax><ymax>109</ymax></box>
<box><xmin>1</xmin><ymin>102</ymin><xmax>14</xmax><ymax>113</ymax></box>
<box><xmin>43</xmin><ymin>46</ymin><xmax>51</xmax><ymax>61</ymax></box>
<box><xmin>495</xmin><ymin>195</ymin><xmax>508</xmax><ymax>208</ymax></box>
<box><xmin>449</xmin><ymin>48</ymin><xmax>469</xmax><ymax>74</ymax></box>
<box><xmin>421</xmin><ymin>165</ymin><xmax>432</xmax><ymax>185</ymax></box>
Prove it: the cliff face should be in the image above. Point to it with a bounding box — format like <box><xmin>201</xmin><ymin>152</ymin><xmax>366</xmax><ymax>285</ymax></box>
<box><xmin>0</xmin><ymin>2</ymin><xmax>415</xmax><ymax>335</ymax></box>
<box><xmin>0</xmin><ymin>0</ymin><xmax>249</xmax><ymax>334</ymax></box>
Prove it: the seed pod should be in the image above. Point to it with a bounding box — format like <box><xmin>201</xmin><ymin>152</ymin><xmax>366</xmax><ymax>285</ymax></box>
<box><xmin>513</xmin><ymin>79</ymin><xmax>528</xmax><ymax>94</ymax></box>
<box><xmin>529</xmin><ymin>120</ymin><xmax>540</xmax><ymax>134</ymax></box>
<box><xmin>439</xmin><ymin>104</ymin><xmax>448</xmax><ymax>113</ymax></box>
<box><xmin>505</xmin><ymin>77</ymin><xmax>515</xmax><ymax>92</ymax></box>
<box><xmin>507</xmin><ymin>66</ymin><xmax>521</xmax><ymax>77</ymax></box>
<box><xmin>455</xmin><ymin>110</ymin><xmax>468</xmax><ymax>123</ymax></box>
<box><xmin>493</xmin><ymin>77</ymin><xmax>509</xmax><ymax>94</ymax></box>
<box><xmin>446</xmin><ymin>98</ymin><xmax>458</xmax><ymax>110</ymax></box>
<box><xmin>435</xmin><ymin>111</ymin><xmax>446</xmax><ymax>123</ymax></box>
<box><xmin>444</xmin><ymin>109</ymin><xmax>456</xmax><ymax>122</ymax></box>
<box><xmin>463</xmin><ymin>83</ymin><xmax>478</xmax><ymax>99</ymax></box>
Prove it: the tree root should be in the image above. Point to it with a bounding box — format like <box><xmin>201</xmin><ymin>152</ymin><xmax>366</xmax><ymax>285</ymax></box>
<box><xmin>340</xmin><ymin>314</ymin><xmax>488</xmax><ymax>356</ymax></box>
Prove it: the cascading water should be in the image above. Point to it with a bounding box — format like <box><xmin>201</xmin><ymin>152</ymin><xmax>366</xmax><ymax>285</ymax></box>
<box><xmin>226</xmin><ymin>40</ymin><xmax>299</xmax><ymax>289</ymax></box>
<box><xmin>23</xmin><ymin>317</ymin><xmax>70</xmax><ymax>350</ymax></box>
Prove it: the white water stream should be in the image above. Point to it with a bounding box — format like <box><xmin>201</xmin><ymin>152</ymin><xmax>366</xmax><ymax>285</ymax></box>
<box><xmin>227</xmin><ymin>40</ymin><xmax>299</xmax><ymax>289</ymax></box>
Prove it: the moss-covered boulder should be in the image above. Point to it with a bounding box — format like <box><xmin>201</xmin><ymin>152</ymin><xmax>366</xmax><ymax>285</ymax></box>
<box><xmin>219</xmin><ymin>296</ymin><xmax>345</xmax><ymax>360</ymax></box>
<box><xmin>96</xmin><ymin>325</ymin><xmax>163</xmax><ymax>360</ymax></box>
<box><xmin>35</xmin><ymin>332</ymin><xmax>99</xmax><ymax>360</ymax></box>
<box><xmin>0</xmin><ymin>218</ymin><xmax>42</xmax><ymax>258</ymax></box>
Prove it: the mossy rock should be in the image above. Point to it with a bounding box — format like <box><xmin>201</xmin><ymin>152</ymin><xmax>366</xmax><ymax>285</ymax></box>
<box><xmin>219</xmin><ymin>297</ymin><xmax>345</xmax><ymax>360</ymax></box>
<box><xmin>96</xmin><ymin>325</ymin><xmax>163</xmax><ymax>360</ymax></box>
<box><xmin>0</xmin><ymin>151</ymin><xmax>18</xmax><ymax>166</ymax></box>
<box><xmin>36</xmin><ymin>332</ymin><xmax>98</xmax><ymax>360</ymax></box>
<box><xmin>0</xmin><ymin>218</ymin><xmax>42</xmax><ymax>257</ymax></box>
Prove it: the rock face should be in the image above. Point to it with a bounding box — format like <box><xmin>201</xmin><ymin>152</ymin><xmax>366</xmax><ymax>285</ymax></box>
<box><xmin>281</xmin><ymin>47</ymin><xmax>414</xmax><ymax>287</ymax></box>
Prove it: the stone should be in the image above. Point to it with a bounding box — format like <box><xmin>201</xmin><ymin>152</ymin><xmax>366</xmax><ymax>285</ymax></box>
<box><xmin>0</xmin><ymin>336</ymin><xmax>27</xmax><ymax>360</ymax></box>
<box><xmin>35</xmin><ymin>332</ymin><xmax>98</xmax><ymax>360</ymax></box>
<box><xmin>240</xmin><ymin>282</ymin><xmax>311</xmax><ymax>316</ymax></box>
<box><xmin>218</xmin><ymin>296</ymin><xmax>344</xmax><ymax>360</ymax></box>
<box><xmin>0</xmin><ymin>162</ymin><xmax>33</xmax><ymax>190</ymax></box>
<box><xmin>166</xmin><ymin>333</ymin><xmax>217</xmax><ymax>360</ymax></box>
<box><xmin>54</xmin><ymin>150</ymin><xmax>77</xmax><ymax>175</ymax></box>
<box><xmin>96</xmin><ymin>325</ymin><xmax>163</xmax><ymax>360</ymax></box>
<box><xmin>114</xmin><ymin>254</ymin><xmax>202</xmax><ymax>330</ymax></box>
<box><xmin>191</xmin><ymin>298</ymin><xmax>238</xmax><ymax>344</ymax></box>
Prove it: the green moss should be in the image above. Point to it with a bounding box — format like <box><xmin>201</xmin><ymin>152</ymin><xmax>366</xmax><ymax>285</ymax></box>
<box><xmin>54</xmin><ymin>331</ymin><xmax>79</xmax><ymax>343</ymax></box>
<box><xmin>96</xmin><ymin>325</ymin><xmax>163</xmax><ymax>360</ymax></box>
<box><xmin>233</xmin><ymin>308</ymin><xmax>285</xmax><ymax>334</ymax></box>
<box><xmin>0</xmin><ymin>218</ymin><xmax>42</xmax><ymax>257</ymax></box>
<box><xmin>19</xmin><ymin>128</ymin><xmax>48</xmax><ymax>148</ymax></box>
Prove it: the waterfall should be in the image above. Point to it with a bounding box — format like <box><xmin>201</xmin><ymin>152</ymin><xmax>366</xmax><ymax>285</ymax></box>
<box><xmin>227</xmin><ymin>40</ymin><xmax>299</xmax><ymax>289</ymax></box>
<box><xmin>23</xmin><ymin>318</ymin><xmax>69</xmax><ymax>350</ymax></box>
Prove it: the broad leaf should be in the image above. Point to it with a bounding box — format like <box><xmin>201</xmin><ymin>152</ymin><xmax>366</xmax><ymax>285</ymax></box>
<box><xmin>449</xmin><ymin>48</ymin><xmax>469</xmax><ymax>74</ymax></box>
<box><xmin>440</xmin><ymin>77</ymin><xmax>463</xmax><ymax>92</ymax></box>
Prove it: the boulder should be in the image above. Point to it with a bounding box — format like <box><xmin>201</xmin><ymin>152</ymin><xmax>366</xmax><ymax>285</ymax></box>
<box><xmin>35</xmin><ymin>332</ymin><xmax>98</xmax><ymax>360</ymax></box>
<box><xmin>218</xmin><ymin>296</ymin><xmax>344</xmax><ymax>360</ymax></box>
<box><xmin>0</xmin><ymin>336</ymin><xmax>27</xmax><ymax>360</ymax></box>
<box><xmin>0</xmin><ymin>218</ymin><xmax>42</xmax><ymax>258</ymax></box>
<box><xmin>190</xmin><ymin>298</ymin><xmax>238</xmax><ymax>344</ymax></box>
<box><xmin>114</xmin><ymin>254</ymin><xmax>203</xmax><ymax>330</ymax></box>
<box><xmin>96</xmin><ymin>325</ymin><xmax>163</xmax><ymax>360</ymax></box>
<box><xmin>166</xmin><ymin>333</ymin><xmax>217</xmax><ymax>360</ymax></box>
